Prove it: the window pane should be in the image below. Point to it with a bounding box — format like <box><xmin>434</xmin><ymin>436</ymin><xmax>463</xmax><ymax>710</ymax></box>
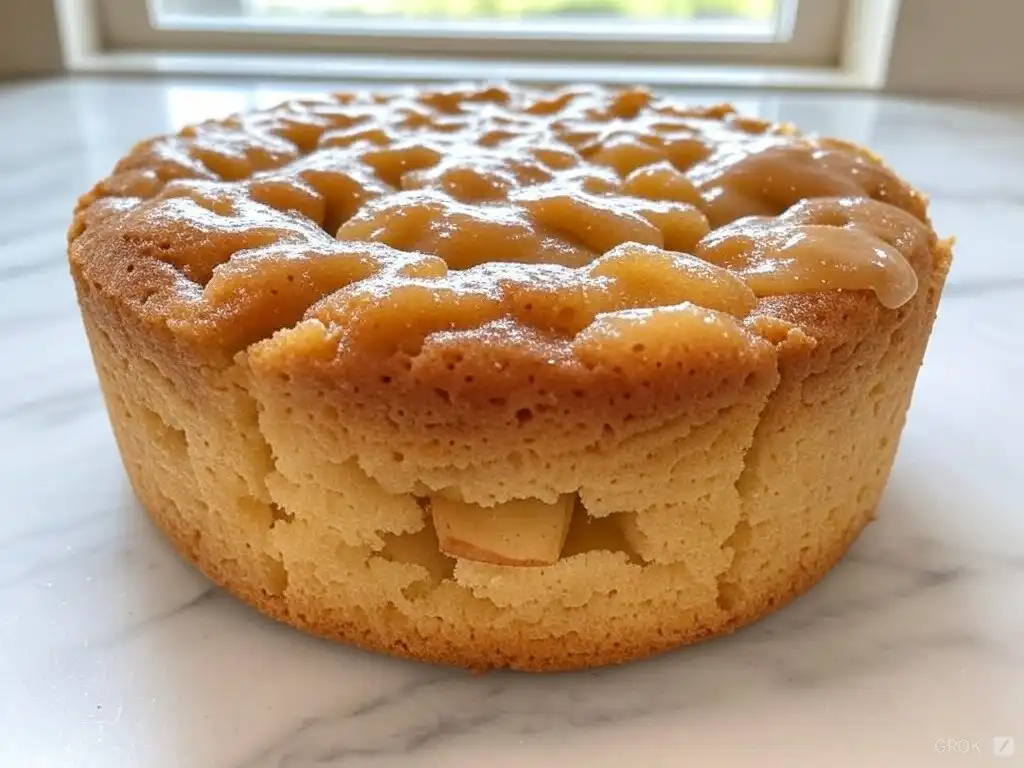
<box><xmin>152</xmin><ymin>0</ymin><xmax>784</xmax><ymax>38</ymax></box>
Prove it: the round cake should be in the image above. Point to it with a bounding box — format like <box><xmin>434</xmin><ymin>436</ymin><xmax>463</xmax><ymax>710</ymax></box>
<box><xmin>68</xmin><ymin>84</ymin><xmax>951</xmax><ymax>671</ymax></box>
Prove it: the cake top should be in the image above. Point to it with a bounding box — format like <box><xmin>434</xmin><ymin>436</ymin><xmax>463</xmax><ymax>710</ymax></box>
<box><xmin>69</xmin><ymin>83</ymin><xmax>933</xmax><ymax>367</ymax></box>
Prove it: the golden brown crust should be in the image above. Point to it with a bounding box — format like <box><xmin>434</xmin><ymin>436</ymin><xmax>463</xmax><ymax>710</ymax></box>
<box><xmin>69</xmin><ymin>84</ymin><xmax>952</xmax><ymax>671</ymax></box>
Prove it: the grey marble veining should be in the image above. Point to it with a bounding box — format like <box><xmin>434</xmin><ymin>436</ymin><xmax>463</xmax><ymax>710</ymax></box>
<box><xmin>0</xmin><ymin>77</ymin><xmax>1021</xmax><ymax>768</ymax></box>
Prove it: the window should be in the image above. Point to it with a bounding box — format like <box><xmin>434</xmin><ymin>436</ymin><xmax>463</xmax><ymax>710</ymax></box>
<box><xmin>93</xmin><ymin>0</ymin><xmax>852</xmax><ymax>68</ymax></box>
<box><xmin>162</xmin><ymin>0</ymin><xmax>783</xmax><ymax>32</ymax></box>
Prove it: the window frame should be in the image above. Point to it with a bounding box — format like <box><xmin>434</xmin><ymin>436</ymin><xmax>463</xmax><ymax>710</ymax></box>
<box><xmin>55</xmin><ymin>0</ymin><xmax>902</xmax><ymax>90</ymax></box>
<box><xmin>96</xmin><ymin>0</ymin><xmax>849</xmax><ymax>66</ymax></box>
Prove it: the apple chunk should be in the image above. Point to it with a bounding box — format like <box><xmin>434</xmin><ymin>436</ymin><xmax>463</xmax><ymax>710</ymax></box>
<box><xmin>431</xmin><ymin>494</ymin><xmax>576</xmax><ymax>567</ymax></box>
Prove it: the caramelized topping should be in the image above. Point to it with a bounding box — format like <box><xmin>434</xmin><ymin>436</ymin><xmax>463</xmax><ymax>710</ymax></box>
<box><xmin>71</xmin><ymin>84</ymin><xmax>930</xmax><ymax>358</ymax></box>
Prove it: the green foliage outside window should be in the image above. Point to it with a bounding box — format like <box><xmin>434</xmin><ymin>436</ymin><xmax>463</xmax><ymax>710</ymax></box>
<box><xmin>257</xmin><ymin>0</ymin><xmax>777</xmax><ymax>21</ymax></box>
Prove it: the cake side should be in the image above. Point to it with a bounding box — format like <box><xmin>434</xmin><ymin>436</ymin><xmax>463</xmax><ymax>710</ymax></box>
<box><xmin>73</xmin><ymin>234</ymin><xmax>949</xmax><ymax>670</ymax></box>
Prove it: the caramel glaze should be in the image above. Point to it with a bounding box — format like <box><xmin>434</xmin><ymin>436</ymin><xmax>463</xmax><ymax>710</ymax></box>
<box><xmin>697</xmin><ymin>198</ymin><xmax>924</xmax><ymax>309</ymax></box>
<box><xmin>69</xmin><ymin>85</ymin><xmax>932</xmax><ymax>361</ymax></box>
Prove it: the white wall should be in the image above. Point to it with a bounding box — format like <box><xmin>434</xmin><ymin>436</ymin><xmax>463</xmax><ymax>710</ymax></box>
<box><xmin>886</xmin><ymin>0</ymin><xmax>1024</xmax><ymax>98</ymax></box>
<box><xmin>0</xmin><ymin>0</ymin><xmax>63</xmax><ymax>77</ymax></box>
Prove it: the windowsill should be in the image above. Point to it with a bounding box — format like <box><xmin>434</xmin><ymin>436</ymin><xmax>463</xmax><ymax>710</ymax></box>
<box><xmin>66</xmin><ymin>50</ymin><xmax>874</xmax><ymax>91</ymax></box>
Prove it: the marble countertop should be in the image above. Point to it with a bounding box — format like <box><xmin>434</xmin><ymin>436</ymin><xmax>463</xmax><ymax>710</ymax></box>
<box><xmin>1</xmin><ymin>77</ymin><xmax>1021</xmax><ymax>768</ymax></box>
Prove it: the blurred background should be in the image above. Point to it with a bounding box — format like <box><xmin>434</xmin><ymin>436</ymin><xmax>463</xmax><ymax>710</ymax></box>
<box><xmin>1</xmin><ymin>0</ymin><xmax>1022</xmax><ymax>99</ymax></box>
